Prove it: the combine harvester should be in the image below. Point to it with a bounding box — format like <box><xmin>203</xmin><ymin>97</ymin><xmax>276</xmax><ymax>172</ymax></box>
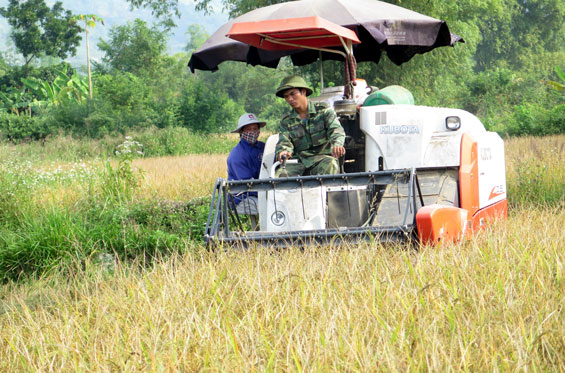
<box><xmin>191</xmin><ymin>0</ymin><xmax>508</xmax><ymax>247</ymax></box>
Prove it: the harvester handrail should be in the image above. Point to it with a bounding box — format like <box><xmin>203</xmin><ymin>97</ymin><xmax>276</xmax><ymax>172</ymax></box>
<box><xmin>402</xmin><ymin>167</ymin><xmax>416</xmax><ymax>226</ymax></box>
<box><xmin>204</xmin><ymin>178</ymin><xmax>224</xmax><ymax>241</ymax></box>
<box><xmin>225</xmin><ymin>169</ymin><xmax>411</xmax><ymax>193</ymax></box>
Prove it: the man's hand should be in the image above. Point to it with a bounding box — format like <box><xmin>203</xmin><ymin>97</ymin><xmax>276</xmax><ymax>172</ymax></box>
<box><xmin>278</xmin><ymin>151</ymin><xmax>292</xmax><ymax>163</ymax></box>
<box><xmin>332</xmin><ymin>145</ymin><xmax>346</xmax><ymax>158</ymax></box>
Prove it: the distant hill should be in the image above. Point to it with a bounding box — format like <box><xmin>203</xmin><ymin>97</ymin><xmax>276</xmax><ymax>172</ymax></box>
<box><xmin>0</xmin><ymin>0</ymin><xmax>228</xmax><ymax>67</ymax></box>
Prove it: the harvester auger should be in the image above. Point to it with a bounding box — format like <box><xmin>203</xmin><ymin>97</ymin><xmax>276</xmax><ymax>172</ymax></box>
<box><xmin>206</xmin><ymin>168</ymin><xmax>420</xmax><ymax>248</ymax></box>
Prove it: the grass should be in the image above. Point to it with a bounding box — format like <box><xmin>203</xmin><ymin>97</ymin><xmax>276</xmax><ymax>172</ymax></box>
<box><xmin>505</xmin><ymin>135</ymin><xmax>565</xmax><ymax>207</ymax></box>
<box><xmin>133</xmin><ymin>154</ymin><xmax>227</xmax><ymax>201</ymax></box>
<box><xmin>0</xmin><ymin>133</ymin><xmax>563</xmax><ymax>370</ymax></box>
<box><xmin>0</xmin><ymin>208</ymin><xmax>562</xmax><ymax>370</ymax></box>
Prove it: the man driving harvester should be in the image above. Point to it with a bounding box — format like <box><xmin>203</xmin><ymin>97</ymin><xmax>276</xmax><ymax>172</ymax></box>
<box><xmin>275</xmin><ymin>75</ymin><xmax>346</xmax><ymax>176</ymax></box>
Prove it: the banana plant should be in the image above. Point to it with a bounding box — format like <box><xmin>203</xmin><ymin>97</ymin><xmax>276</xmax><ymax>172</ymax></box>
<box><xmin>545</xmin><ymin>66</ymin><xmax>564</xmax><ymax>92</ymax></box>
<box><xmin>0</xmin><ymin>88</ymin><xmax>33</xmax><ymax>116</ymax></box>
<box><xmin>20</xmin><ymin>65</ymin><xmax>89</xmax><ymax>109</ymax></box>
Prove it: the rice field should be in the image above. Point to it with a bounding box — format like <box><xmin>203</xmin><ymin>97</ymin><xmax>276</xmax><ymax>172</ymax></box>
<box><xmin>0</xmin><ymin>135</ymin><xmax>563</xmax><ymax>370</ymax></box>
<box><xmin>133</xmin><ymin>154</ymin><xmax>227</xmax><ymax>201</ymax></box>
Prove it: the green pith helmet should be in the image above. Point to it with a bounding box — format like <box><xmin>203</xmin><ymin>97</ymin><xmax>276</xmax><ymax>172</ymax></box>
<box><xmin>276</xmin><ymin>75</ymin><xmax>313</xmax><ymax>98</ymax></box>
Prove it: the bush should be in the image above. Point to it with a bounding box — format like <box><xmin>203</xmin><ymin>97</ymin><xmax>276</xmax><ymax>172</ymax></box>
<box><xmin>135</xmin><ymin>126</ymin><xmax>237</xmax><ymax>156</ymax></box>
<box><xmin>94</xmin><ymin>72</ymin><xmax>150</xmax><ymax>113</ymax></box>
<box><xmin>47</xmin><ymin>97</ymin><xmax>157</xmax><ymax>139</ymax></box>
<box><xmin>542</xmin><ymin>104</ymin><xmax>565</xmax><ymax>135</ymax></box>
<box><xmin>0</xmin><ymin>112</ymin><xmax>53</xmax><ymax>142</ymax></box>
<box><xmin>0</xmin><ymin>143</ymin><xmax>211</xmax><ymax>281</ymax></box>
<box><xmin>506</xmin><ymin>103</ymin><xmax>565</xmax><ymax>136</ymax></box>
<box><xmin>457</xmin><ymin>68</ymin><xmax>564</xmax><ymax>136</ymax></box>
<box><xmin>46</xmin><ymin>98</ymin><xmax>114</xmax><ymax>138</ymax></box>
<box><xmin>136</xmin><ymin>126</ymin><xmax>192</xmax><ymax>156</ymax></box>
<box><xmin>0</xmin><ymin>63</ymin><xmax>75</xmax><ymax>93</ymax></box>
<box><xmin>178</xmin><ymin>78</ymin><xmax>242</xmax><ymax>133</ymax></box>
<box><xmin>0</xmin><ymin>197</ymin><xmax>210</xmax><ymax>282</ymax></box>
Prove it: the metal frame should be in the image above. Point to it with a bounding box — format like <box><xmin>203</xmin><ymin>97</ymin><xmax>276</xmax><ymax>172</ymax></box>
<box><xmin>204</xmin><ymin>168</ymin><xmax>424</xmax><ymax>248</ymax></box>
<box><xmin>257</xmin><ymin>33</ymin><xmax>353</xmax><ymax>59</ymax></box>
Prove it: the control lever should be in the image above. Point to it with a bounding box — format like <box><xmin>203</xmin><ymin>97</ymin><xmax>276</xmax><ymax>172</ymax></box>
<box><xmin>270</xmin><ymin>156</ymin><xmax>297</xmax><ymax>178</ymax></box>
<box><xmin>280</xmin><ymin>154</ymin><xmax>289</xmax><ymax>178</ymax></box>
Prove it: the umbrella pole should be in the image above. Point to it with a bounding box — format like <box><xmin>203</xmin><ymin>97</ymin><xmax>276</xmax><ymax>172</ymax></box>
<box><xmin>319</xmin><ymin>51</ymin><xmax>324</xmax><ymax>90</ymax></box>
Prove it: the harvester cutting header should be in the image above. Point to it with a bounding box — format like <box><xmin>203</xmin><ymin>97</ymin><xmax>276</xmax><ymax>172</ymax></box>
<box><xmin>189</xmin><ymin>0</ymin><xmax>507</xmax><ymax>247</ymax></box>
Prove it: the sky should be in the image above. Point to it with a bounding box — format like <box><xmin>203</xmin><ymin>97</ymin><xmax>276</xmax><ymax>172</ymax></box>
<box><xmin>0</xmin><ymin>0</ymin><xmax>229</xmax><ymax>66</ymax></box>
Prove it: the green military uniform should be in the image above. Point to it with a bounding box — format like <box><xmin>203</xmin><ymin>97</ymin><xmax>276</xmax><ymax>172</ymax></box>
<box><xmin>276</xmin><ymin>101</ymin><xmax>346</xmax><ymax>176</ymax></box>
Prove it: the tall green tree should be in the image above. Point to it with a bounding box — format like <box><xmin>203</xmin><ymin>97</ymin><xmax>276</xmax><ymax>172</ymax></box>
<box><xmin>184</xmin><ymin>24</ymin><xmax>209</xmax><ymax>52</ymax></box>
<box><xmin>97</xmin><ymin>19</ymin><xmax>169</xmax><ymax>76</ymax></box>
<box><xmin>0</xmin><ymin>0</ymin><xmax>81</xmax><ymax>67</ymax></box>
<box><xmin>473</xmin><ymin>0</ymin><xmax>564</xmax><ymax>73</ymax></box>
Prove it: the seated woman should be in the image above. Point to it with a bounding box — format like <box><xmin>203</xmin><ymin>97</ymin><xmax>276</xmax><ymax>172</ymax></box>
<box><xmin>227</xmin><ymin>113</ymin><xmax>266</xmax><ymax>215</ymax></box>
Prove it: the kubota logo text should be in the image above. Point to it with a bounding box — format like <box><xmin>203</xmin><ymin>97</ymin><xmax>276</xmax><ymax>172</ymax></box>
<box><xmin>380</xmin><ymin>125</ymin><xmax>420</xmax><ymax>135</ymax></box>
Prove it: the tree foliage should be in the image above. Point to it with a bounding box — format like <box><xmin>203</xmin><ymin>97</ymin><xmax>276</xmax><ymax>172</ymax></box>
<box><xmin>184</xmin><ymin>25</ymin><xmax>209</xmax><ymax>52</ymax></box>
<box><xmin>473</xmin><ymin>0</ymin><xmax>564</xmax><ymax>73</ymax></box>
<box><xmin>193</xmin><ymin>0</ymin><xmax>282</xmax><ymax>17</ymax></box>
<box><xmin>0</xmin><ymin>54</ymin><xmax>8</xmax><ymax>76</ymax></box>
<box><xmin>21</xmin><ymin>65</ymin><xmax>89</xmax><ymax>109</ymax></box>
<box><xmin>126</xmin><ymin>0</ymin><xmax>180</xmax><ymax>28</ymax></box>
<box><xmin>0</xmin><ymin>0</ymin><xmax>81</xmax><ymax>66</ymax></box>
<box><xmin>97</xmin><ymin>19</ymin><xmax>168</xmax><ymax>76</ymax></box>
<box><xmin>0</xmin><ymin>0</ymin><xmax>562</xmax><ymax>140</ymax></box>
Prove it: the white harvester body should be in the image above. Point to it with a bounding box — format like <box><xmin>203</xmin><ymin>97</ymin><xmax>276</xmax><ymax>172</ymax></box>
<box><xmin>361</xmin><ymin>105</ymin><xmax>484</xmax><ymax>170</ymax></box>
<box><xmin>206</xmin><ymin>92</ymin><xmax>508</xmax><ymax>247</ymax></box>
<box><xmin>360</xmin><ymin>104</ymin><xmax>507</xmax><ymax>210</ymax></box>
<box><xmin>254</xmin><ymin>104</ymin><xmax>506</xmax><ymax>238</ymax></box>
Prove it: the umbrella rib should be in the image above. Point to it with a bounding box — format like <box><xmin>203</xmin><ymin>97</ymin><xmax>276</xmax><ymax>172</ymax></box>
<box><xmin>261</xmin><ymin>34</ymin><xmax>340</xmax><ymax>42</ymax></box>
<box><xmin>259</xmin><ymin>35</ymin><xmax>347</xmax><ymax>58</ymax></box>
<box><xmin>339</xmin><ymin>37</ymin><xmax>353</xmax><ymax>56</ymax></box>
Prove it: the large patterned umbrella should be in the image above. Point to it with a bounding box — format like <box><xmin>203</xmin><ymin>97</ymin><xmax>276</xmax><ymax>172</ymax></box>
<box><xmin>188</xmin><ymin>0</ymin><xmax>463</xmax><ymax>72</ymax></box>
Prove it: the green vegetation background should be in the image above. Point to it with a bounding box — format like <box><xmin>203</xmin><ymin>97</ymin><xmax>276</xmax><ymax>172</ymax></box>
<box><xmin>0</xmin><ymin>0</ymin><xmax>563</xmax><ymax>141</ymax></box>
